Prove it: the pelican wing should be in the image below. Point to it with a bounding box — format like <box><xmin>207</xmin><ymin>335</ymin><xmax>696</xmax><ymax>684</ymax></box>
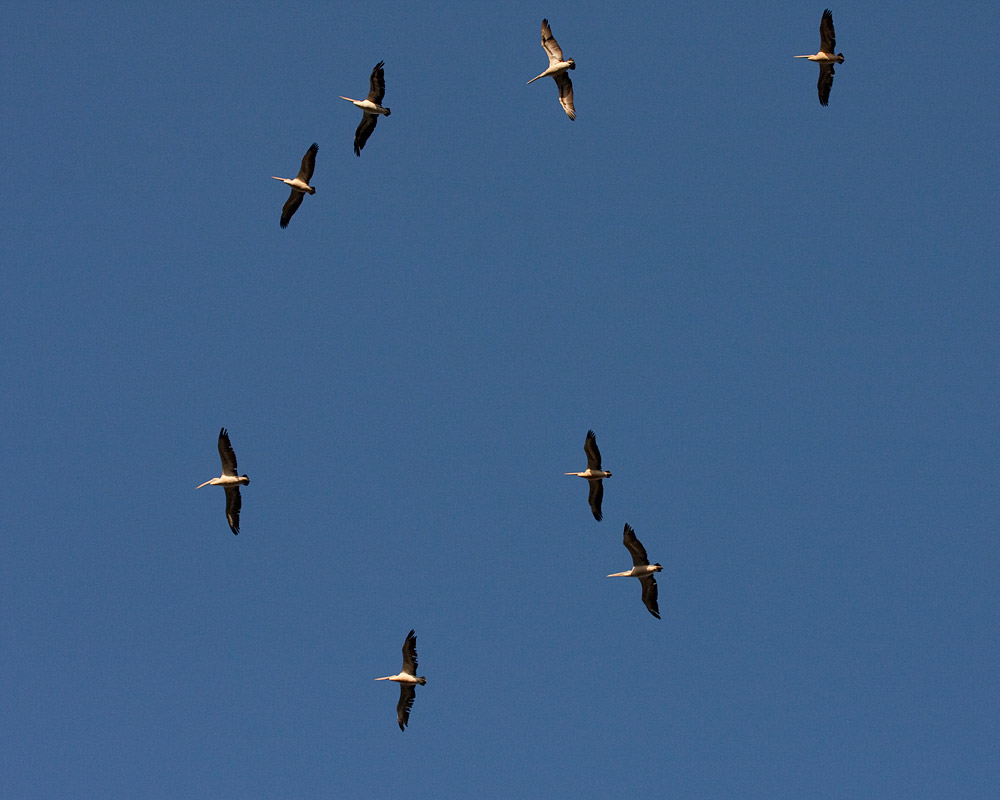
<box><xmin>639</xmin><ymin>575</ymin><xmax>661</xmax><ymax>619</ymax></box>
<box><xmin>554</xmin><ymin>72</ymin><xmax>575</xmax><ymax>120</ymax></box>
<box><xmin>540</xmin><ymin>19</ymin><xmax>564</xmax><ymax>66</ymax></box>
<box><xmin>396</xmin><ymin>684</ymin><xmax>416</xmax><ymax>731</ymax></box>
<box><xmin>818</xmin><ymin>62</ymin><xmax>835</xmax><ymax>106</ymax></box>
<box><xmin>297</xmin><ymin>143</ymin><xmax>318</xmax><ymax>183</ymax></box>
<box><xmin>280</xmin><ymin>189</ymin><xmax>305</xmax><ymax>228</ymax></box>
<box><xmin>401</xmin><ymin>629</ymin><xmax>419</xmax><ymax>674</ymax></box>
<box><xmin>218</xmin><ymin>428</ymin><xmax>239</xmax><ymax>475</ymax></box>
<box><xmin>353</xmin><ymin>114</ymin><xmax>378</xmax><ymax>157</ymax></box>
<box><xmin>819</xmin><ymin>9</ymin><xmax>837</xmax><ymax>54</ymax></box>
<box><xmin>584</xmin><ymin>430</ymin><xmax>603</xmax><ymax>470</ymax></box>
<box><xmin>622</xmin><ymin>523</ymin><xmax>650</xmax><ymax>567</ymax></box>
<box><xmin>588</xmin><ymin>479</ymin><xmax>604</xmax><ymax>522</ymax></box>
<box><xmin>366</xmin><ymin>60</ymin><xmax>386</xmax><ymax>104</ymax></box>
<box><xmin>224</xmin><ymin>485</ymin><xmax>242</xmax><ymax>535</ymax></box>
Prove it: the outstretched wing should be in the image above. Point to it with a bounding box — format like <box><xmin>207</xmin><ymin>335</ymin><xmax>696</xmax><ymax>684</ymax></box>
<box><xmin>296</xmin><ymin>142</ymin><xmax>318</xmax><ymax>183</ymax></box>
<box><xmin>584</xmin><ymin>430</ymin><xmax>602</xmax><ymax>470</ymax></box>
<box><xmin>367</xmin><ymin>61</ymin><xmax>386</xmax><ymax>104</ymax></box>
<box><xmin>819</xmin><ymin>9</ymin><xmax>837</xmax><ymax>54</ymax></box>
<box><xmin>818</xmin><ymin>62</ymin><xmax>835</xmax><ymax>106</ymax></box>
<box><xmin>224</xmin><ymin>485</ymin><xmax>242</xmax><ymax>535</ymax></box>
<box><xmin>588</xmin><ymin>479</ymin><xmax>604</xmax><ymax>522</ymax></box>
<box><xmin>540</xmin><ymin>19</ymin><xmax>565</xmax><ymax>66</ymax></box>
<box><xmin>280</xmin><ymin>189</ymin><xmax>305</xmax><ymax>228</ymax></box>
<box><xmin>554</xmin><ymin>73</ymin><xmax>575</xmax><ymax>120</ymax></box>
<box><xmin>218</xmin><ymin>428</ymin><xmax>239</xmax><ymax>476</ymax></box>
<box><xmin>396</xmin><ymin>684</ymin><xmax>417</xmax><ymax>731</ymax></box>
<box><xmin>354</xmin><ymin>114</ymin><xmax>379</xmax><ymax>157</ymax></box>
<box><xmin>401</xmin><ymin>629</ymin><xmax>419</xmax><ymax>673</ymax></box>
<box><xmin>622</xmin><ymin>523</ymin><xmax>650</xmax><ymax>567</ymax></box>
<box><xmin>639</xmin><ymin>575</ymin><xmax>661</xmax><ymax>619</ymax></box>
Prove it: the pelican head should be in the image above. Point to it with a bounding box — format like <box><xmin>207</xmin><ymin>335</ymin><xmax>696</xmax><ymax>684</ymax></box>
<box><xmin>567</xmin><ymin>59</ymin><xmax>576</xmax><ymax>70</ymax></box>
<box><xmin>242</xmin><ymin>474</ymin><xmax>251</xmax><ymax>485</ymax></box>
<box><xmin>836</xmin><ymin>53</ymin><xmax>845</xmax><ymax>63</ymax></box>
<box><xmin>652</xmin><ymin>563</ymin><xmax>663</xmax><ymax>572</ymax></box>
<box><xmin>604</xmin><ymin>470</ymin><xmax>612</xmax><ymax>477</ymax></box>
<box><xmin>307</xmin><ymin>187</ymin><xmax>316</xmax><ymax>195</ymax></box>
<box><xmin>383</xmin><ymin>108</ymin><xmax>391</xmax><ymax>116</ymax></box>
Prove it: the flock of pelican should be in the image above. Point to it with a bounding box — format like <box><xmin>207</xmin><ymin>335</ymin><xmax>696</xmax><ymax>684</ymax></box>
<box><xmin>270</xmin><ymin>12</ymin><xmax>846</xmax><ymax>227</ymax></box>
<box><xmin>206</xmin><ymin>11</ymin><xmax>847</xmax><ymax>729</ymax></box>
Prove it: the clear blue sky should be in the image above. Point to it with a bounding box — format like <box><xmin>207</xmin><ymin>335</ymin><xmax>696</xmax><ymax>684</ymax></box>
<box><xmin>2</xmin><ymin>2</ymin><xmax>998</xmax><ymax>797</ymax></box>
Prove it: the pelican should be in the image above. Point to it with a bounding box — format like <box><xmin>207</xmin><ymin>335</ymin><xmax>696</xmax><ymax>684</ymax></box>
<box><xmin>196</xmin><ymin>428</ymin><xmax>250</xmax><ymax>535</ymax></box>
<box><xmin>340</xmin><ymin>61</ymin><xmax>391</xmax><ymax>156</ymax></box>
<box><xmin>795</xmin><ymin>9</ymin><xmax>845</xmax><ymax>106</ymax></box>
<box><xmin>375</xmin><ymin>629</ymin><xmax>427</xmax><ymax>731</ymax></box>
<box><xmin>272</xmin><ymin>143</ymin><xmax>318</xmax><ymax>228</ymax></box>
<box><xmin>565</xmin><ymin>430</ymin><xmax>611</xmax><ymax>521</ymax></box>
<box><xmin>607</xmin><ymin>524</ymin><xmax>663</xmax><ymax>619</ymax></box>
<box><xmin>526</xmin><ymin>19</ymin><xmax>576</xmax><ymax>120</ymax></box>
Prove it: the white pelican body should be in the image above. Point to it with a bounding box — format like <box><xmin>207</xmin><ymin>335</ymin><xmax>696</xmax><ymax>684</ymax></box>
<box><xmin>607</xmin><ymin>524</ymin><xmax>663</xmax><ymax>619</ymax></box>
<box><xmin>526</xmin><ymin>19</ymin><xmax>576</xmax><ymax>120</ymax></box>
<box><xmin>340</xmin><ymin>61</ymin><xmax>391</xmax><ymax>156</ymax></box>
<box><xmin>196</xmin><ymin>428</ymin><xmax>250</xmax><ymax>535</ymax></box>
<box><xmin>795</xmin><ymin>9</ymin><xmax>845</xmax><ymax>106</ymax></box>
<box><xmin>272</xmin><ymin>143</ymin><xmax>318</xmax><ymax>228</ymax></box>
<box><xmin>376</xmin><ymin>630</ymin><xmax>426</xmax><ymax>731</ymax></box>
<box><xmin>565</xmin><ymin>430</ymin><xmax>611</xmax><ymax>521</ymax></box>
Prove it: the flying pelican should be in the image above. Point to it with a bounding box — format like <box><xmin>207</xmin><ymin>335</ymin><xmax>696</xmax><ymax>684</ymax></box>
<box><xmin>526</xmin><ymin>19</ymin><xmax>576</xmax><ymax>120</ymax></box>
<box><xmin>565</xmin><ymin>430</ymin><xmax>611</xmax><ymax>521</ymax></box>
<box><xmin>795</xmin><ymin>9</ymin><xmax>845</xmax><ymax>106</ymax></box>
<box><xmin>272</xmin><ymin>143</ymin><xmax>318</xmax><ymax>228</ymax></box>
<box><xmin>607</xmin><ymin>524</ymin><xmax>663</xmax><ymax>619</ymax></box>
<box><xmin>375</xmin><ymin>629</ymin><xmax>427</xmax><ymax>731</ymax></box>
<box><xmin>340</xmin><ymin>61</ymin><xmax>391</xmax><ymax>156</ymax></box>
<box><xmin>196</xmin><ymin>428</ymin><xmax>250</xmax><ymax>535</ymax></box>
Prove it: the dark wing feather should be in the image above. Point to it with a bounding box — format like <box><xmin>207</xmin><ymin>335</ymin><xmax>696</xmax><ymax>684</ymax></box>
<box><xmin>639</xmin><ymin>575</ymin><xmax>661</xmax><ymax>619</ymax></box>
<box><xmin>401</xmin><ymin>629</ymin><xmax>419</xmax><ymax>673</ymax></box>
<box><xmin>396</xmin><ymin>684</ymin><xmax>416</xmax><ymax>731</ymax></box>
<box><xmin>622</xmin><ymin>523</ymin><xmax>650</xmax><ymax>566</ymax></box>
<box><xmin>554</xmin><ymin>72</ymin><xmax>575</xmax><ymax>120</ymax></box>
<box><xmin>218</xmin><ymin>428</ymin><xmax>239</xmax><ymax>475</ymax></box>
<box><xmin>588</xmin><ymin>479</ymin><xmax>604</xmax><ymax>521</ymax></box>
<box><xmin>367</xmin><ymin>61</ymin><xmax>386</xmax><ymax>104</ymax></box>
<box><xmin>819</xmin><ymin>9</ymin><xmax>837</xmax><ymax>54</ymax></box>
<box><xmin>297</xmin><ymin>143</ymin><xmax>318</xmax><ymax>182</ymax></box>
<box><xmin>540</xmin><ymin>19</ymin><xmax>565</xmax><ymax>65</ymax></box>
<box><xmin>583</xmin><ymin>430</ymin><xmax>602</xmax><ymax>470</ymax></box>
<box><xmin>818</xmin><ymin>62</ymin><xmax>835</xmax><ymax>106</ymax></box>
<box><xmin>353</xmin><ymin>114</ymin><xmax>378</xmax><ymax>157</ymax></box>
<box><xmin>224</xmin><ymin>485</ymin><xmax>242</xmax><ymax>535</ymax></box>
<box><xmin>280</xmin><ymin>189</ymin><xmax>305</xmax><ymax>228</ymax></box>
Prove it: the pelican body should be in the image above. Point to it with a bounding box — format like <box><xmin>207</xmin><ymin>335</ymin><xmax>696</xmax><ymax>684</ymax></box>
<box><xmin>272</xmin><ymin>143</ymin><xmax>318</xmax><ymax>228</ymax></box>
<box><xmin>526</xmin><ymin>19</ymin><xmax>576</xmax><ymax>120</ymax></box>
<box><xmin>340</xmin><ymin>61</ymin><xmax>391</xmax><ymax>156</ymax></box>
<box><xmin>565</xmin><ymin>430</ymin><xmax>611</xmax><ymax>521</ymax></box>
<box><xmin>795</xmin><ymin>9</ymin><xmax>845</xmax><ymax>106</ymax></box>
<box><xmin>607</xmin><ymin>523</ymin><xmax>663</xmax><ymax>619</ymax></box>
<box><xmin>376</xmin><ymin>630</ymin><xmax>426</xmax><ymax>731</ymax></box>
<box><xmin>196</xmin><ymin>428</ymin><xmax>250</xmax><ymax>535</ymax></box>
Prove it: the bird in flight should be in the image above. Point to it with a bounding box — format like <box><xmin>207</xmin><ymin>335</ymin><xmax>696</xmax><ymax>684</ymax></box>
<box><xmin>272</xmin><ymin>143</ymin><xmax>318</xmax><ymax>228</ymax></box>
<box><xmin>340</xmin><ymin>61</ymin><xmax>391</xmax><ymax>156</ymax></box>
<box><xmin>196</xmin><ymin>428</ymin><xmax>250</xmax><ymax>535</ymax></box>
<box><xmin>795</xmin><ymin>9</ymin><xmax>845</xmax><ymax>106</ymax></box>
<box><xmin>565</xmin><ymin>430</ymin><xmax>611</xmax><ymax>521</ymax></box>
<box><xmin>526</xmin><ymin>19</ymin><xmax>576</xmax><ymax>120</ymax></box>
<box><xmin>375</xmin><ymin>630</ymin><xmax>427</xmax><ymax>731</ymax></box>
<box><xmin>607</xmin><ymin>524</ymin><xmax>663</xmax><ymax>619</ymax></box>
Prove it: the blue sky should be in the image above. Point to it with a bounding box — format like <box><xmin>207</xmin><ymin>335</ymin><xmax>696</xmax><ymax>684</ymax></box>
<box><xmin>2</xmin><ymin>2</ymin><xmax>998</xmax><ymax>797</ymax></box>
